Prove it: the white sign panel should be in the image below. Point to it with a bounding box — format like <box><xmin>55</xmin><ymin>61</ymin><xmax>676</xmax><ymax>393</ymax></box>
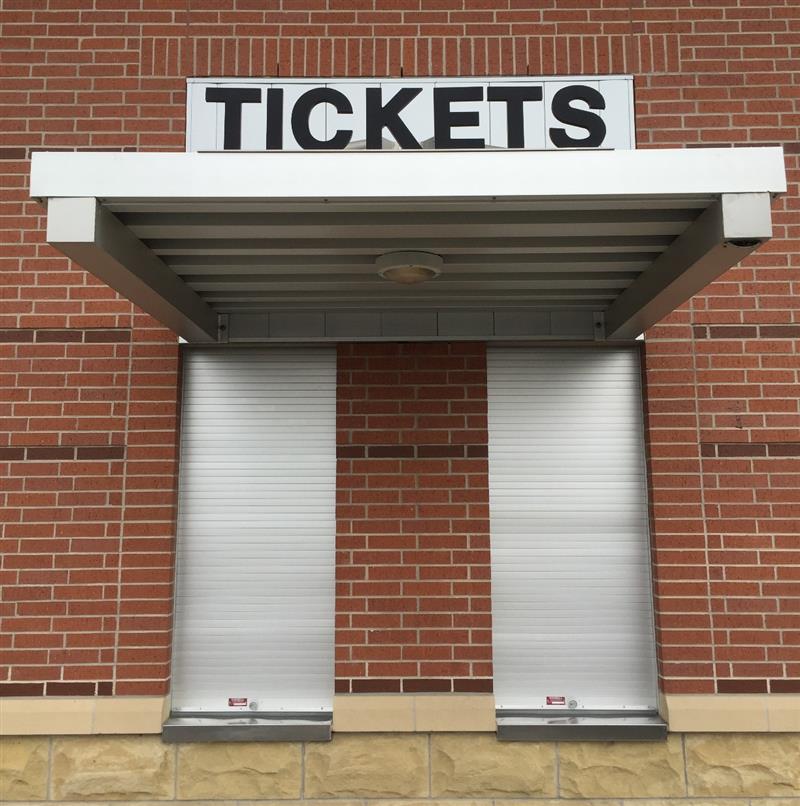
<box><xmin>186</xmin><ymin>76</ymin><xmax>635</xmax><ymax>152</ymax></box>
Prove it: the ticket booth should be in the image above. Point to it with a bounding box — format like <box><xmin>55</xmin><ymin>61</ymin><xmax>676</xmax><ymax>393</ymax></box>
<box><xmin>30</xmin><ymin>77</ymin><xmax>786</xmax><ymax>741</ymax></box>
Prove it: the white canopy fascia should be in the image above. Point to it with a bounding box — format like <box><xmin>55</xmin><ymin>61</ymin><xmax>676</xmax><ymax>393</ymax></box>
<box><xmin>30</xmin><ymin>147</ymin><xmax>786</xmax><ymax>343</ymax></box>
<box><xmin>31</xmin><ymin>147</ymin><xmax>786</xmax><ymax>200</ymax></box>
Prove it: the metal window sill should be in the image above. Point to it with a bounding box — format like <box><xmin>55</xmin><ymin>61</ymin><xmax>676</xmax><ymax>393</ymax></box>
<box><xmin>162</xmin><ymin>712</ymin><xmax>332</xmax><ymax>742</ymax></box>
<box><xmin>496</xmin><ymin>710</ymin><xmax>667</xmax><ymax>741</ymax></box>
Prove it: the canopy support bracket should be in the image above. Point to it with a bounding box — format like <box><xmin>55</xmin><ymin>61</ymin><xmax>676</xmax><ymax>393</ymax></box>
<box><xmin>605</xmin><ymin>192</ymin><xmax>773</xmax><ymax>340</ymax></box>
<box><xmin>46</xmin><ymin>197</ymin><xmax>219</xmax><ymax>343</ymax></box>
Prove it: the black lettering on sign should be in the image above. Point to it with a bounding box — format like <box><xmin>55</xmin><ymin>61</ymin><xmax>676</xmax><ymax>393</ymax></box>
<box><xmin>205</xmin><ymin>87</ymin><xmax>262</xmax><ymax>150</ymax></box>
<box><xmin>366</xmin><ymin>87</ymin><xmax>423</xmax><ymax>149</ymax></box>
<box><xmin>549</xmin><ymin>85</ymin><xmax>607</xmax><ymax>148</ymax></box>
<box><xmin>291</xmin><ymin>88</ymin><xmax>353</xmax><ymax>149</ymax></box>
<box><xmin>433</xmin><ymin>86</ymin><xmax>485</xmax><ymax>149</ymax></box>
<box><xmin>265</xmin><ymin>88</ymin><xmax>284</xmax><ymax>150</ymax></box>
<box><xmin>486</xmin><ymin>86</ymin><xmax>543</xmax><ymax>148</ymax></box>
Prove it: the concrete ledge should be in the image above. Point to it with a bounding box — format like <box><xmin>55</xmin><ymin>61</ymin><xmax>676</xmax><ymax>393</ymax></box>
<box><xmin>1</xmin><ymin>694</ymin><xmax>495</xmax><ymax>736</ymax></box>
<box><xmin>3</xmin><ymin>692</ymin><xmax>798</xmax><ymax>735</ymax></box>
<box><xmin>496</xmin><ymin>711</ymin><xmax>668</xmax><ymax>741</ymax></box>
<box><xmin>0</xmin><ymin>697</ymin><xmax>169</xmax><ymax>735</ymax></box>
<box><xmin>661</xmin><ymin>693</ymin><xmax>800</xmax><ymax>732</ymax></box>
<box><xmin>162</xmin><ymin>712</ymin><xmax>332</xmax><ymax>742</ymax></box>
<box><xmin>332</xmin><ymin>694</ymin><xmax>496</xmax><ymax>732</ymax></box>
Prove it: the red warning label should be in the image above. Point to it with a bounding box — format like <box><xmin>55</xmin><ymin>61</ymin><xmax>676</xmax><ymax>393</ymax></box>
<box><xmin>228</xmin><ymin>697</ymin><xmax>248</xmax><ymax>707</ymax></box>
<box><xmin>546</xmin><ymin>696</ymin><xmax>566</xmax><ymax>706</ymax></box>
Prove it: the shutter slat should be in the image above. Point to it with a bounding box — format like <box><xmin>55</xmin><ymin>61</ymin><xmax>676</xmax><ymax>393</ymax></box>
<box><xmin>171</xmin><ymin>347</ymin><xmax>336</xmax><ymax>713</ymax></box>
<box><xmin>488</xmin><ymin>347</ymin><xmax>658</xmax><ymax>712</ymax></box>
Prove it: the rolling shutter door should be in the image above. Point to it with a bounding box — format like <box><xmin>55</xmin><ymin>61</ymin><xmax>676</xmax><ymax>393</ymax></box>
<box><xmin>170</xmin><ymin>347</ymin><xmax>336</xmax><ymax>715</ymax></box>
<box><xmin>488</xmin><ymin>347</ymin><xmax>658</xmax><ymax>713</ymax></box>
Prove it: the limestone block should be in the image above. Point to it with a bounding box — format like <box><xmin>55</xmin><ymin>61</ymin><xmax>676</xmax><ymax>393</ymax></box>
<box><xmin>0</xmin><ymin>736</ymin><xmax>49</xmax><ymax>801</ymax></box>
<box><xmin>177</xmin><ymin>742</ymin><xmax>301</xmax><ymax>799</ymax></box>
<box><xmin>290</xmin><ymin>801</ymin><xmax>364</xmax><ymax>806</ymax></box>
<box><xmin>51</xmin><ymin>736</ymin><xmax>175</xmax><ymax>801</ymax></box>
<box><xmin>332</xmin><ymin>695</ymin><xmax>415</xmax><ymax>732</ymax></box>
<box><xmin>499</xmin><ymin>800</ymin><xmax>614</xmax><ymax>806</ymax></box>
<box><xmin>686</xmin><ymin>734</ymin><xmax>800</xmax><ymax>796</ymax></box>
<box><xmin>559</xmin><ymin>735</ymin><xmax>686</xmax><ymax>798</ymax></box>
<box><xmin>305</xmin><ymin>733</ymin><xmax>429</xmax><ymax>797</ymax></box>
<box><xmin>371</xmin><ymin>801</ymin><xmax>494</xmax><ymax>806</ymax></box>
<box><xmin>767</xmin><ymin>698</ymin><xmax>800</xmax><ymax>732</ymax></box>
<box><xmin>246</xmin><ymin>802</ymin><xmax>362</xmax><ymax>806</ymax></box>
<box><xmin>431</xmin><ymin>733</ymin><xmax>557</xmax><ymax>797</ymax></box>
<box><xmin>624</xmin><ymin>799</ymin><xmax>749</xmax><ymax>806</ymax></box>
<box><xmin>415</xmin><ymin>695</ymin><xmax>496</xmax><ymax>732</ymax></box>
<box><xmin>371</xmin><ymin>801</ymin><xmax>492</xmax><ymax>806</ymax></box>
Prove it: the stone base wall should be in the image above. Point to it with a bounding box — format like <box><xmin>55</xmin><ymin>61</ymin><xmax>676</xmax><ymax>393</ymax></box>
<box><xmin>2</xmin><ymin>733</ymin><xmax>800</xmax><ymax>803</ymax></box>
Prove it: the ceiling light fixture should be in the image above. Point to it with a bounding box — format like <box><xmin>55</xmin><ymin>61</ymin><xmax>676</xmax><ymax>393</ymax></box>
<box><xmin>376</xmin><ymin>251</ymin><xmax>443</xmax><ymax>284</ymax></box>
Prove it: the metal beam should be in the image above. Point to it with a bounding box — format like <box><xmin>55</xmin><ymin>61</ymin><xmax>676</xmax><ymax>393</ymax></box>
<box><xmin>149</xmin><ymin>235</ymin><xmax>672</xmax><ymax>256</ymax></box>
<box><xmin>181</xmin><ymin>272</ymin><xmax>635</xmax><ymax>288</ymax></box>
<box><xmin>29</xmin><ymin>148</ymin><xmax>787</xmax><ymax>202</ymax></box>
<box><xmin>604</xmin><ymin>193</ymin><xmax>773</xmax><ymax>340</ymax></box>
<box><xmin>218</xmin><ymin>299</ymin><xmax>605</xmax><ymax>311</ymax></box>
<box><xmin>167</xmin><ymin>253</ymin><xmax>654</xmax><ymax>274</ymax></box>
<box><xmin>106</xmin><ymin>198</ymin><xmax>714</xmax><ymax>215</ymax></box>
<box><xmin>204</xmin><ymin>290</ymin><xmax>617</xmax><ymax>303</ymax></box>
<box><xmin>121</xmin><ymin>209</ymin><xmax>694</xmax><ymax>239</ymax></box>
<box><xmin>222</xmin><ymin>308</ymin><xmax>600</xmax><ymax>340</ymax></box>
<box><xmin>46</xmin><ymin>197</ymin><xmax>219</xmax><ymax>343</ymax></box>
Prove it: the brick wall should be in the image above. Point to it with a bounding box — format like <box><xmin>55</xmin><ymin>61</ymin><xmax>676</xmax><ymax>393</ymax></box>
<box><xmin>335</xmin><ymin>343</ymin><xmax>492</xmax><ymax>694</ymax></box>
<box><xmin>0</xmin><ymin>314</ymin><xmax>179</xmax><ymax>697</ymax></box>
<box><xmin>0</xmin><ymin>0</ymin><xmax>798</xmax><ymax>697</ymax></box>
<box><xmin>645</xmin><ymin>302</ymin><xmax>800</xmax><ymax>695</ymax></box>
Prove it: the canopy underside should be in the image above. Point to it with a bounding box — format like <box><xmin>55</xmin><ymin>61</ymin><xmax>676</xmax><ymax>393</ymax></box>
<box><xmin>30</xmin><ymin>148</ymin><xmax>786</xmax><ymax>343</ymax></box>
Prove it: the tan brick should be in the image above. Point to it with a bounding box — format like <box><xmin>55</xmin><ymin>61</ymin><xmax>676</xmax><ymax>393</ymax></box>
<box><xmin>305</xmin><ymin>733</ymin><xmax>429</xmax><ymax>797</ymax></box>
<box><xmin>431</xmin><ymin>733</ymin><xmax>556</xmax><ymax>797</ymax></box>
<box><xmin>369</xmin><ymin>801</ymin><xmax>492</xmax><ymax>806</ymax></box>
<box><xmin>624</xmin><ymin>800</ymin><xmax>750</xmax><ymax>806</ymax></box>
<box><xmin>0</xmin><ymin>736</ymin><xmax>48</xmax><ymax>801</ymax></box>
<box><xmin>51</xmin><ymin>736</ymin><xmax>175</xmax><ymax>801</ymax></box>
<box><xmin>559</xmin><ymin>735</ymin><xmax>686</xmax><ymax>798</ymax></box>
<box><xmin>177</xmin><ymin>742</ymin><xmax>301</xmax><ymax>800</ymax></box>
<box><xmin>686</xmin><ymin>734</ymin><xmax>800</xmax><ymax>796</ymax></box>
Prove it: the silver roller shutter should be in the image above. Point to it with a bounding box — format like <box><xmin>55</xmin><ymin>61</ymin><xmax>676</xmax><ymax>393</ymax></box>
<box><xmin>170</xmin><ymin>347</ymin><xmax>336</xmax><ymax>716</ymax></box>
<box><xmin>488</xmin><ymin>346</ymin><xmax>658</xmax><ymax>713</ymax></box>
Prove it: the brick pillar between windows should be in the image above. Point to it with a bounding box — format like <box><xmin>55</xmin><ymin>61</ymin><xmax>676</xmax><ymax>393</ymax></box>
<box><xmin>335</xmin><ymin>343</ymin><xmax>492</xmax><ymax>694</ymax></box>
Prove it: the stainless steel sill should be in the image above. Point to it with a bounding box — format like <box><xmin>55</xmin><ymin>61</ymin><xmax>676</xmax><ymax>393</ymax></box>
<box><xmin>161</xmin><ymin>712</ymin><xmax>332</xmax><ymax>742</ymax></box>
<box><xmin>496</xmin><ymin>710</ymin><xmax>667</xmax><ymax>741</ymax></box>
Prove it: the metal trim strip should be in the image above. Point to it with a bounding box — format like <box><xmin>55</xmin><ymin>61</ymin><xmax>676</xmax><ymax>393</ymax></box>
<box><xmin>496</xmin><ymin>710</ymin><xmax>667</xmax><ymax>741</ymax></box>
<box><xmin>161</xmin><ymin>711</ymin><xmax>333</xmax><ymax>742</ymax></box>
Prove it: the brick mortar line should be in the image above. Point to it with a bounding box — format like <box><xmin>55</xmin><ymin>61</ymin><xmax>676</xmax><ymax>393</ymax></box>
<box><xmin>111</xmin><ymin>331</ymin><xmax>135</xmax><ymax>696</ymax></box>
<box><xmin>555</xmin><ymin>737</ymin><xmax>561</xmax><ymax>797</ymax></box>
<box><xmin>47</xmin><ymin>735</ymin><xmax>53</xmax><ymax>801</ymax></box>
<box><xmin>427</xmin><ymin>732</ymin><xmax>432</xmax><ymax>797</ymax></box>
<box><xmin>300</xmin><ymin>734</ymin><xmax>306</xmax><ymax>800</ymax></box>
<box><xmin>681</xmin><ymin>733</ymin><xmax>689</xmax><ymax>797</ymax></box>
<box><xmin>690</xmin><ymin>300</ymin><xmax>720</xmax><ymax>692</ymax></box>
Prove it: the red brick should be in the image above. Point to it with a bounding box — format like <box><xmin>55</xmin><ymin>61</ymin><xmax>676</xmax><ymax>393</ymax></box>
<box><xmin>4</xmin><ymin>5</ymin><xmax>800</xmax><ymax>701</ymax></box>
<box><xmin>336</xmin><ymin>343</ymin><xmax>490</xmax><ymax>685</ymax></box>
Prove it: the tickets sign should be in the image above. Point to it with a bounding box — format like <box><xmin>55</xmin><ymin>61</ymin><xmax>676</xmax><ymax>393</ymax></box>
<box><xmin>186</xmin><ymin>76</ymin><xmax>634</xmax><ymax>152</ymax></box>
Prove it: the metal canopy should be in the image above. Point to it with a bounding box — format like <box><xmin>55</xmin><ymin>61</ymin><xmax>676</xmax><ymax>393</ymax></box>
<box><xmin>30</xmin><ymin>148</ymin><xmax>786</xmax><ymax>343</ymax></box>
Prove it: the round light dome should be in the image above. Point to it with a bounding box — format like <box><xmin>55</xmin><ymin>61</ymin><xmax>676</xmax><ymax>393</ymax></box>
<box><xmin>376</xmin><ymin>251</ymin><xmax>443</xmax><ymax>284</ymax></box>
